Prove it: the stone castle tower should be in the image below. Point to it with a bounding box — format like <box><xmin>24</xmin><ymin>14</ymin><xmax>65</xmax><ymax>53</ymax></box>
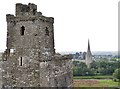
<box><xmin>85</xmin><ymin>39</ymin><xmax>93</xmax><ymax>68</ymax></box>
<box><xmin>1</xmin><ymin>3</ymin><xmax>73</xmax><ymax>88</ymax></box>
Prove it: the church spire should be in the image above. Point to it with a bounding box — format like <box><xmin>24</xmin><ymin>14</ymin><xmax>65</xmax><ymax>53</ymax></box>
<box><xmin>88</xmin><ymin>39</ymin><xmax>90</xmax><ymax>51</ymax></box>
<box><xmin>87</xmin><ymin>39</ymin><xmax>91</xmax><ymax>55</ymax></box>
<box><xmin>85</xmin><ymin>39</ymin><xmax>93</xmax><ymax>68</ymax></box>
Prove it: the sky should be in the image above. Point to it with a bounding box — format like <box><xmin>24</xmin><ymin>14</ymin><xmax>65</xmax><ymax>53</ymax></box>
<box><xmin>0</xmin><ymin>0</ymin><xmax>118</xmax><ymax>52</ymax></box>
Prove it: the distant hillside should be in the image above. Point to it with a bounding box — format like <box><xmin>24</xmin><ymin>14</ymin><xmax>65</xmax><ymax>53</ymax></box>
<box><xmin>59</xmin><ymin>51</ymin><xmax>76</xmax><ymax>55</ymax></box>
<box><xmin>92</xmin><ymin>51</ymin><xmax>118</xmax><ymax>56</ymax></box>
<box><xmin>59</xmin><ymin>51</ymin><xmax>118</xmax><ymax>56</ymax></box>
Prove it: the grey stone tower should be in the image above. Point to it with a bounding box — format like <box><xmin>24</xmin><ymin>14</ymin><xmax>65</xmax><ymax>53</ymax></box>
<box><xmin>1</xmin><ymin>3</ymin><xmax>73</xmax><ymax>88</ymax></box>
<box><xmin>85</xmin><ymin>39</ymin><xmax>93</xmax><ymax>68</ymax></box>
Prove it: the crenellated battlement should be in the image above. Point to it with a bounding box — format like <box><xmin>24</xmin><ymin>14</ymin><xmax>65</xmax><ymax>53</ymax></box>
<box><xmin>6</xmin><ymin>3</ymin><xmax>54</xmax><ymax>23</ymax></box>
<box><xmin>6</xmin><ymin>14</ymin><xmax>15</xmax><ymax>22</ymax></box>
<box><xmin>16</xmin><ymin>3</ymin><xmax>37</xmax><ymax>16</ymax></box>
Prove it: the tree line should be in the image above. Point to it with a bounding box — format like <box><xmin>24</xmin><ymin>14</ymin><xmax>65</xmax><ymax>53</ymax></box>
<box><xmin>73</xmin><ymin>59</ymin><xmax>120</xmax><ymax>77</ymax></box>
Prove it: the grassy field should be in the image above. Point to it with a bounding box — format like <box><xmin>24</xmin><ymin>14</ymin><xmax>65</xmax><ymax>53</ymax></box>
<box><xmin>74</xmin><ymin>75</ymin><xmax>113</xmax><ymax>79</ymax></box>
<box><xmin>73</xmin><ymin>79</ymin><xmax>119</xmax><ymax>88</ymax></box>
<box><xmin>73</xmin><ymin>76</ymin><xmax>120</xmax><ymax>88</ymax></box>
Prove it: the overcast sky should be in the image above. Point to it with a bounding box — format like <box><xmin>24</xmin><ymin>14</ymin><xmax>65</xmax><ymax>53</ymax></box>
<box><xmin>0</xmin><ymin>0</ymin><xmax>118</xmax><ymax>52</ymax></box>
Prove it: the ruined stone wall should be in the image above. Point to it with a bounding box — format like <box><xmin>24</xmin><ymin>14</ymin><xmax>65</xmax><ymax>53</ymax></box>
<box><xmin>2</xmin><ymin>53</ymin><xmax>72</xmax><ymax>88</ymax></box>
<box><xmin>1</xmin><ymin>3</ymin><xmax>73</xmax><ymax>88</ymax></box>
<box><xmin>53</xmin><ymin>55</ymin><xmax>73</xmax><ymax>87</ymax></box>
<box><xmin>0</xmin><ymin>53</ymin><xmax>2</xmax><ymax>89</ymax></box>
<box><xmin>2</xmin><ymin>51</ymin><xmax>40</xmax><ymax>87</ymax></box>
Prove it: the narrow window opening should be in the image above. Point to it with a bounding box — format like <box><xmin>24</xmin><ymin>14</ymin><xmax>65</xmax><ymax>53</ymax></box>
<box><xmin>20</xmin><ymin>26</ymin><xmax>25</xmax><ymax>35</ymax></box>
<box><xmin>20</xmin><ymin>57</ymin><xmax>22</xmax><ymax>66</ymax></box>
<box><xmin>45</xmin><ymin>27</ymin><xmax>49</xmax><ymax>36</ymax></box>
<box><xmin>38</xmin><ymin>52</ymin><xmax>41</xmax><ymax>58</ymax></box>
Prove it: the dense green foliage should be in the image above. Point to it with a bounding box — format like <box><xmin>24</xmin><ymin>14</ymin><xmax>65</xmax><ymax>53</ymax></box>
<box><xmin>73</xmin><ymin>61</ymin><xmax>94</xmax><ymax>76</ymax></box>
<box><xmin>73</xmin><ymin>59</ymin><xmax>119</xmax><ymax>76</ymax></box>
<box><xmin>113</xmin><ymin>68</ymin><xmax>120</xmax><ymax>81</ymax></box>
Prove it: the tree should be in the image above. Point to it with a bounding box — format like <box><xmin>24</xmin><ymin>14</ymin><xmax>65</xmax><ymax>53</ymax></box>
<box><xmin>73</xmin><ymin>67</ymin><xmax>80</xmax><ymax>76</ymax></box>
<box><xmin>113</xmin><ymin>68</ymin><xmax>120</xmax><ymax>81</ymax></box>
<box><xmin>90</xmin><ymin>61</ymin><xmax>99</xmax><ymax>69</ymax></box>
<box><xmin>79</xmin><ymin>62</ymin><xmax>87</xmax><ymax>69</ymax></box>
<box><xmin>73</xmin><ymin>61</ymin><xmax>79</xmax><ymax>66</ymax></box>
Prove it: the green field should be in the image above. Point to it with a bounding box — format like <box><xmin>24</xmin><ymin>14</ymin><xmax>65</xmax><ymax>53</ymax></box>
<box><xmin>73</xmin><ymin>76</ymin><xmax>120</xmax><ymax>88</ymax></box>
<box><xmin>74</xmin><ymin>75</ymin><xmax>113</xmax><ymax>79</ymax></box>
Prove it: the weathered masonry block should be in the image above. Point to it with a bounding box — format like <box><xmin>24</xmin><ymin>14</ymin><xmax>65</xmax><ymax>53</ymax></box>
<box><xmin>1</xmin><ymin>3</ymin><xmax>73</xmax><ymax>88</ymax></box>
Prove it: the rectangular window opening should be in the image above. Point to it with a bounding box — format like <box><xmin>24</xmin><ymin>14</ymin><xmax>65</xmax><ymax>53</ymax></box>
<box><xmin>20</xmin><ymin>57</ymin><xmax>22</xmax><ymax>66</ymax></box>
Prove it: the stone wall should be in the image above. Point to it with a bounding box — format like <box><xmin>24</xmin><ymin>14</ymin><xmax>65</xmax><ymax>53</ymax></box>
<box><xmin>0</xmin><ymin>54</ymin><xmax>2</xmax><ymax>89</ymax></box>
<box><xmin>1</xmin><ymin>3</ymin><xmax>73</xmax><ymax>88</ymax></box>
<box><xmin>2</xmin><ymin>52</ymin><xmax>73</xmax><ymax>88</ymax></box>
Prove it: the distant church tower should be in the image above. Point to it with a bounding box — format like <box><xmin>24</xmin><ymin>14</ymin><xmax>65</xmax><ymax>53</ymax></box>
<box><xmin>85</xmin><ymin>39</ymin><xmax>93</xmax><ymax>68</ymax></box>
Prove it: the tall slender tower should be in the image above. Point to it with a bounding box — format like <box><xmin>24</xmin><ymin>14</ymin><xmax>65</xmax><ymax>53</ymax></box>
<box><xmin>85</xmin><ymin>39</ymin><xmax>93</xmax><ymax>68</ymax></box>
